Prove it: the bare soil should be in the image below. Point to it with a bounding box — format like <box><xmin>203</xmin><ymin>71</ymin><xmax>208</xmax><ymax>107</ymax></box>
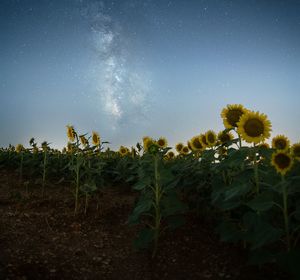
<box><xmin>0</xmin><ymin>171</ymin><xmax>288</xmax><ymax>280</ymax></box>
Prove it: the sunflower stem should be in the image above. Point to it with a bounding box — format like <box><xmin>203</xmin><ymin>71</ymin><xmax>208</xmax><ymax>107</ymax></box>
<box><xmin>19</xmin><ymin>151</ymin><xmax>23</xmax><ymax>184</ymax></box>
<box><xmin>253</xmin><ymin>145</ymin><xmax>259</xmax><ymax>194</ymax></box>
<box><xmin>281</xmin><ymin>175</ymin><xmax>291</xmax><ymax>251</ymax></box>
<box><xmin>152</xmin><ymin>153</ymin><xmax>162</xmax><ymax>258</ymax></box>
<box><xmin>42</xmin><ymin>149</ymin><xmax>47</xmax><ymax>197</ymax></box>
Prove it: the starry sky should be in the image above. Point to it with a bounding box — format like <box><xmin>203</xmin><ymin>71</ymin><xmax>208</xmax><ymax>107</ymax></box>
<box><xmin>1</xmin><ymin>0</ymin><xmax>300</xmax><ymax>149</ymax></box>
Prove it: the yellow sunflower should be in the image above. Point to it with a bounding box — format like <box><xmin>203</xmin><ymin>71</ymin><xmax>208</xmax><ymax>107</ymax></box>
<box><xmin>119</xmin><ymin>146</ymin><xmax>129</xmax><ymax>156</ymax></box>
<box><xmin>157</xmin><ymin>137</ymin><xmax>168</xmax><ymax>148</ymax></box>
<box><xmin>291</xmin><ymin>142</ymin><xmax>300</xmax><ymax>161</ymax></box>
<box><xmin>15</xmin><ymin>144</ymin><xmax>24</xmax><ymax>153</ymax></box>
<box><xmin>166</xmin><ymin>151</ymin><xmax>175</xmax><ymax>159</ymax></box>
<box><xmin>259</xmin><ymin>142</ymin><xmax>270</xmax><ymax>149</ymax></box>
<box><xmin>92</xmin><ymin>131</ymin><xmax>100</xmax><ymax>146</ymax></box>
<box><xmin>181</xmin><ymin>146</ymin><xmax>190</xmax><ymax>155</ymax></box>
<box><xmin>237</xmin><ymin>111</ymin><xmax>271</xmax><ymax>144</ymax></box>
<box><xmin>217</xmin><ymin>130</ymin><xmax>234</xmax><ymax>145</ymax></box>
<box><xmin>221</xmin><ymin>104</ymin><xmax>248</xmax><ymax>129</ymax></box>
<box><xmin>66</xmin><ymin>125</ymin><xmax>76</xmax><ymax>142</ymax></box>
<box><xmin>199</xmin><ymin>134</ymin><xmax>208</xmax><ymax>147</ymax></box>
<box><xmin>175</xmin><ymin>142</ymin><xmax>184</xmax><ymax>153</ymax></box>
<box><xmin>205</xmin><ymin>130</ymin><xmax>217</xmax><ymax>147</ymax></box>
<box><xmin>80</xmin><ymin>135</ymin><xmax>89</xmax><ymax>147</ymax></box>
<box><xmin>272</xmin><ymin>135</ymin><xmax>290</xmax><ymax>151</ymax></box>
<box><xmin>190</xmin><ymin>136</ymin><xmax>204</xmax><ymax>151</ymax></box>
<box><xmin>271</xmin><ymin>151</ymin><xmax>294</xmax><ymax>176</ymax></box>
<box><xmin>143</xmin><ymin>136</ymin><xmax>155</xmax><ymax>152</ymax></box>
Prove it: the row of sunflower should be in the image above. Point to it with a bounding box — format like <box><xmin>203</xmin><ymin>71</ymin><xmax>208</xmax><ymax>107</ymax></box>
<box><xmin>0</xmin><ymin>104</ymin><xmax>299</xmax><ymax>276</ymax></box>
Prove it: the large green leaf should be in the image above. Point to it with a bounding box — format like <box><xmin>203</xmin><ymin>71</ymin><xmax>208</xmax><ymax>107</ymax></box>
<box><xmin>128</xmin><ymin>195</ymin><xmax>152</xmax><ymax>224</ymax></box>
<box><xmin>246</xmin><ymin>192</ymin><xmax>274</xmax><ymax>211</ymax></box>
<box><xmin>243</xmin><ymin>212</ymin><xmax>282</xmax><ymax>250</ymax></box>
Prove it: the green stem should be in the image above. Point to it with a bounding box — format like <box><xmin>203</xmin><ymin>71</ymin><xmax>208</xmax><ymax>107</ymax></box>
<box><xmin>152</xmin><ymin>154</ymin><xmax>161</xmax><ymax>258</ymax></box>
<box><xmin>19</xmin><ymin>152</ymin><xmax>23</xmax><ymax>184</ymax></box>
<box><xmin>253</xmin><ymin>149</ymin><xmax>259</xmax><ymax>194</ymax></box>
<box><xmin>84</xmin><ymin>194</ymin><xmax>89</xmax><ymax>215</ymax></box>
<box><xmin>42</xmin><ymin>150</ymin><xmax>47</xmax><ymax>197</ymax></box>
<box><xmin>281</xmin><ymin>175</ymin><xmax>290</xmax><ymax>251</ymax></box>
<box><xmin>74</xmin><ymin>155</ymin><xmax>80</xmax><ymax>216</ymax></box>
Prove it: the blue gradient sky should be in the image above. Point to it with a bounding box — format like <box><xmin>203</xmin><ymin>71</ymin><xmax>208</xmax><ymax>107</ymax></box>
<box><xmin>1</xmin><ymin>0</ymin><xmax>300</xmax><ymax>149</ymax></box>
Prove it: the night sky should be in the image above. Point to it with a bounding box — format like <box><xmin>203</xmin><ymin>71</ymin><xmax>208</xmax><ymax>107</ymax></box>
<box><xmin>1</xmin><ymin>0</ymin><xmax>300</xmax><ymax>149</ymax></box>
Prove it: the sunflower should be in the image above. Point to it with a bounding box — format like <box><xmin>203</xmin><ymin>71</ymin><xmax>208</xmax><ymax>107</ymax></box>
<box><xmin>217</xmin><ymin>130</ymin><xmax>234</xmax><ymax>145</ymax></box>
<box><xmin>143</xmin><ymin>136</ymin><xmax>155</xmax><ymax>152</ymax></box>
<box><xmin>217</xmin><ymin>146</ymin><xmax>227</xmax><ymax>157</ymax></box>
<box><xmin>15</xmin><ymin>144</ymin><xmax>24</xmax><ymax>153</ymax></box>
<box><xmin>92</xmin><ymin>131</ymin><xmax>100</xmax><ymax>146</ymax></box>
<box><xmin>291</xmin><ymin>142</ymin><xmax>300</xmax><ymax>161</ymax></box>
<box><xmin>271</xmin><ymin>151</ymin><xmax>294</xmax><ymax>176</ymax></box>
<box><xmin>157</xmin><ymin>137</ymin><xmax>168</xmax><ymax>148</ymax></box>
<box><xmin>79</xmin><ymin>135</ymin><xmax>87</xmax><ymax>147</ymax></box>
<box><xmin>199</xmin><ymin>134</ymin><xmax>208</xmax><ymax>147</ymax></box>
<box><xmin>205</xmin><ymin>130</ymin><xmax>217</xmax><ymax>147</ymax></box>
<box><xmin>175</xmin><ymin>142</ymin><xmax>184</xmax><ymax>153</ymax></box>
<box><xmin>272</xmin><ymin>135</ymin><xmax>290</xmax><ymax>151</ymax></box>
<box><xmin>66</xmin><ymin>125</ymin><xmax>76</xmax><ymax>142</ymax></box>
<box><xmin>221</xmin><ymin>104</ymin><xmax>248</xmax><ymax>129</ymax></box>
<box><xmin>190</xmin><ymin>136</ymin><xmax>204</xmax><ymax>151</ymax></box>
<box><xmin>237</xmin><ymin>111</ymin><xmax>271</xmax><ymax>144</ymax></box>
<box><xmin>181</xmin><ymin>146</ymin><xmax>190</xmax><ymax>155</ymax></box>
<box><xmin>166</xmin><ymin>151</ymin><xmax>175</xmax><ymax>159</ymax></box>
<box><xmin>119</xmin><ymin>146</ymin><xmax>129</xmax><ymax>156</ymax></box>
<box><xmin>259</xmin><ymin>142</ymin><xmax>270</xmax><ymax>149</ymax></box>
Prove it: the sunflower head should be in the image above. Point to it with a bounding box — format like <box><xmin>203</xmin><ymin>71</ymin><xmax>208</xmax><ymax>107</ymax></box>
<box><xmin>291</xmin><ymin>143</ymin><xmax>300</xmax><ymax>161</ymax></box>
<box><xmin>157</xmin><ymin>137</ymin><xmax>168</xmax><ymax>149</ymax></box>
<box><xmin>80</xmin><ymin>135</ymin><xmax>89</xmax><ymax>147</ymax></box>
<box><xmin>272</xmin><ymin>135</ymin><xmax>290</xmax><ymax>151</ymax></box>
<box><xmin>237</xmin><ymin>111</ymin><xmax>272</xmax><ymax>144</ymax></box>
<box><xmin>259</xmin><ymin>142</ymin><xmax>270</xmax><ymax>149</ymax></box>
<box><xmin>217</xmin><ymin>130</ymin><xmax>234</xmax><ymax>145</ymax></box>
<box><xmin>143</xmin><ymin>136</ymin><xmax>155</xmax><ymax>152</ymax></box>
<box><xmin>15</xmin><ymin>144</ymin><xmax>24</xmax><ymax>153</ymax></box>
<box><xmin>199</xmin><ymin>134</ymin><xmax>208</xmax><ymax>147</ymax></box>
<box><xmin>175</xmin><ymin>142</ymin><xmax>184</xmax><ymax>153</ymax></box>
<box><xmin>271</xmin><ymin>151</ymin><xmax>294</xmax><ymax>176</ymax></box>
<box><xmin>166</xmin><ymin>151</ymin><xmax>175</xmax><ymax>160</ymax></box>
<box><xmin>119</xmin><ymin>146</ymin><xmax>129</xmax><ymax>156</ymax></box>
<box><xmin>190</xmin><ymin>136</ymin><xmax>204</xmax><ymax>151</ymax></box>
<box><xmin>92</xmin><ymin>131</ymin><xmax>100</xmax><ymax>146</ymax></box>
<box><xmin>205</xmin><ymin>130</ymin><xmax>217</xmax><ymax>147</ymax></box>
<box><xmin>221</xmin><ymin>104</ymin><xmax>248</xmax><ymax>129</ymax></box>
<box><xmin>66</xmin><ymin>125</ymin><xmax>76</xmax><ymax>142</ymax></box>
<box><xmin>217</xmin><ymin>146</ymin><xmax>228</xmax><ymax>157</ymax></box>
<box><xmin>181</xmin><ymin>146</ymin><xmax>190</xmax><ymax>155</ymax></box>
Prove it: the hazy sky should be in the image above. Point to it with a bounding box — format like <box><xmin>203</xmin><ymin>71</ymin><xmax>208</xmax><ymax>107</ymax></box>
<box><xmin>1</xmin><ymin>0</ymin><xmax>300</xmax><ymax>149</ymax></box>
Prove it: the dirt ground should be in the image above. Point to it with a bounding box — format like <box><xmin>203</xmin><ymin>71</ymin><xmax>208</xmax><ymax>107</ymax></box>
<box><xmin>0</xmin><ymin>171</ymin><xmax>288</xmax><ymax>280</ymax></box>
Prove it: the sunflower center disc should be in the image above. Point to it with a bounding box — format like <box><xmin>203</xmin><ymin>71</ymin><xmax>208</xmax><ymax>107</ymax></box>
<box><xmin>244</xmin><ymin>119</ymin><xmax>264</xmax><ymax>137</ymax></box>
<box><xmin>275</xmin><ymin>153</ymin><xmax>291</xmax><ymax>169</ymax></box>
<box><xmin>275</xmin><ymin>139</ymin><xmax>287</xmax><ymax>150</ymax></box>
<box><xmin>207</xmin><ymin>134</ymin><xmax>215</xmax><ymax>143</ymax></box>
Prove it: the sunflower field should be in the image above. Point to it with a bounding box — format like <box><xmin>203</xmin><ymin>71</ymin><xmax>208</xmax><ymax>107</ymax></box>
<box><xmin>1</xmin><ymin>104</ymin><xmax>300</xmax><ymax>279</ymax></box>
